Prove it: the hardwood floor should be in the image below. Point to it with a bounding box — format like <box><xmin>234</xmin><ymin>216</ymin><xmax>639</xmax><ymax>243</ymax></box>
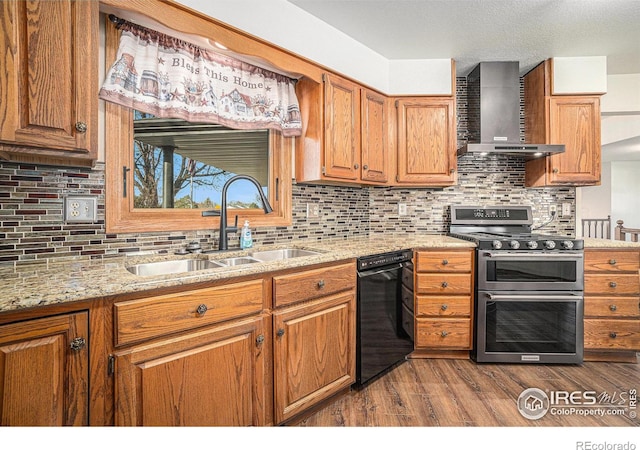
<box><xmin>297</xmin><ymin>357</ymin><xmax>640</xmax><ymax>427</ymax></box>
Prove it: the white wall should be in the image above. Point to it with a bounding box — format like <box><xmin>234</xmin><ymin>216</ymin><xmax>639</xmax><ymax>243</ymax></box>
<box><xmin>611</xmin><ymin>161</ymin><xmax>640</xmax><ymax>228</ymax></box>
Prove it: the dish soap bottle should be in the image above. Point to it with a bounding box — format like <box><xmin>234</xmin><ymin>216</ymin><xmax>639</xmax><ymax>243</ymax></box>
<box><xmin>240</xmin><ymin>220</ymin><xmax>253</xmax><ymax>249</ymax></box>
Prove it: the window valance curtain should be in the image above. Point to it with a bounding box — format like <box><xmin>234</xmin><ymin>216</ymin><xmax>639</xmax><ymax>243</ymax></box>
<box><xmin>99</xmin><ymin>19</ymin><xmax>302</xmax><ymax>137</ymax></box>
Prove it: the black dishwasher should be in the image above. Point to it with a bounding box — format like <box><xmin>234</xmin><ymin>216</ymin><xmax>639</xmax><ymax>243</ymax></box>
<box><xmin>355</xmin><ymin>249</ymin><xmax>414</xmax><ymax>386</ymax></box>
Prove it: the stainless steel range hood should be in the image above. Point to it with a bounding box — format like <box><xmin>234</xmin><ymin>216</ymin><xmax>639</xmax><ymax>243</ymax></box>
<box><xmin>457</xmin><ymin>61</ymin><xmax>564</xmax><ymax>160</ymax></box>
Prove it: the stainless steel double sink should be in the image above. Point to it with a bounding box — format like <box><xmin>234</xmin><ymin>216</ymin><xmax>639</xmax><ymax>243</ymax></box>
<box><xmin>126</xmin><ymin>248</ymin><xmax>322</xmax><ymax>276</ymax></box>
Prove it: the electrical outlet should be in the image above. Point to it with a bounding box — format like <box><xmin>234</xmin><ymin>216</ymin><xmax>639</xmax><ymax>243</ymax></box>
<box><xmin>398</xmin><ymin>203</ymin><xmax>407</xmax><ymax>216</ymax></box>
<box><xmin>549</xmin><ymin>204</ymin><xmax>557</xmax><ymax>215</ymax></box>
<box><xmin>65</xmin><ymin>196</ymin><xmax>97</xmax><ymax>223</ymax></box>
<box><xmin>562</xmin><ymin>203</ymin><xmax>572</xmax><ymax>217</ymax></box>
<box><xmin>306</xmin><ymin>203</ymin><xmax>320</xmax><ymax>219</ymax></box>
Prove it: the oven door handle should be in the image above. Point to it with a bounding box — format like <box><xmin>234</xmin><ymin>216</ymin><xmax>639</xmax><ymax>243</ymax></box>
<box><xmin>482</xmin><ymin>252</ymin><xmax>583</xmax><ymax>259</ymax></box>
<box><xmin>357</xmin><ymin>263</ymin><xmax>404</xmax><ymax>278</ymax></box>
<box><xmin>485</xmin><ymin>293</ymin><xmax>584</xmax><ymax>301</ymax></box>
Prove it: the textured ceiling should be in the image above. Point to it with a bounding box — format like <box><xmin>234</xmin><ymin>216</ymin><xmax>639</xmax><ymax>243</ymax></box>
<box><xmin>288</xmin><ymin>0</ymin><xmax>640</xmax><ymax>76</ymax></box>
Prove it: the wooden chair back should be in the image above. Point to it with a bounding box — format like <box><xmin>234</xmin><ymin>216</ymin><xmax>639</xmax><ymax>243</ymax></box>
<box><xmin>581</xmin><ymin>216</ymin><xmax>611</xmax><ymax>239</ymax></box>
<box><xmin>615</xmin><ymin>220</ymin><xmax>640</xmax><ymax>242</ymax></box>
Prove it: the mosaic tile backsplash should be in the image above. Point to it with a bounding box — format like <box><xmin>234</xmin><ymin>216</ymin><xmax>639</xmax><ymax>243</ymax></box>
<box><xmin>0</xmin><ymin>78</ymin><xmax>575</xmax><ymax>266</ymax></box>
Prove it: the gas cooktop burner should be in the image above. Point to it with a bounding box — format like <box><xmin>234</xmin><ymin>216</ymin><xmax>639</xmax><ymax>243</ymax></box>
<box><xmin>448</xmin><ymin>206</ymin><xmax>583</xmax><ymax>251</ymax></box>
<box><xmin>449</xmin><ymin>231</ymin><xmax>583</xmax><ymax>250</ymax></box>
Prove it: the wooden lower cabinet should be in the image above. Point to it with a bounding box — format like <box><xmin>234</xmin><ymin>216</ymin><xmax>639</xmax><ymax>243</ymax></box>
<box><xmin>113</xmin><ymin>314</ymin><xmax>269</xmax><ymax>426</ymax></box>
<box><xmin>272</xmin><ymin>292</ymin><xmax>356</xmax><ymax>424</ymax></box>
<box><xmin>412</xmin><ymin>249</ymin><xmax>474</xmax><ymax>357</ymax></box>
<box><xmin>272</xmin><ymin>262</ymin><xmax>356</xmax><ymax>424</ymax></box>
<box><xmin>583</xmin><ymin>249</ymin><xmax>640</xmax><ymax>362</ymax></box>
<box><xmin>0</xmin><ymin>311</ymin><xmax>89</xmax><ymax>426</ymax></box>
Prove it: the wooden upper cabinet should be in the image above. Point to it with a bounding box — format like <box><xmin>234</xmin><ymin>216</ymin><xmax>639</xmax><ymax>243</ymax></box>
<box><xmin>323</xmin><ymin>73</ymin><xmax>361</xmax><ymax>181</ymax></box>
<box><xmin>524</xmin><ymin>60</ymin><xmax>602</xmax><ymax>187</ymax></box>
<box><xmin>395</xmin><ymin>97</ymin><xmax>457</xmax><ymax>186</ymax></box>
<box><xmin>0</xmin><ymin>0</ymin><xmax>98</xmax><ymax>166</ymax></box>
<box><xmin>360</xmin><ymin>89</ymin><xmax>389</xmax><ymax>183</ymax></box>
<box><xmin>295</xmin><ymin>72</ymin><xmax>390</xmax><ymax>185</ymax></box>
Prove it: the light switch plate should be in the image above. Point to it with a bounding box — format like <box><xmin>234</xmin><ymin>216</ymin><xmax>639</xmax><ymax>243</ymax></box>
<box><xmin>398</xmin><ymin>203</ymin><xmax>407</xmax><ymax>216</ymax></box>
<box><xmin>65</xmin><ymin>196</ymin><xmax>97</xmax><ymax>223</ymax></box>
<box><xmin>562</xmin><ymin>203</ymin><xmax>572</xmax><ymax>218</ymax></box>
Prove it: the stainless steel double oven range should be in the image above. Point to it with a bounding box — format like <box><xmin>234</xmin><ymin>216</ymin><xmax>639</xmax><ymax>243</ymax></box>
<box><xmin>449</xmin><ymin>206</ymin><xmax>584</xmax><ymax>364</ymax></box>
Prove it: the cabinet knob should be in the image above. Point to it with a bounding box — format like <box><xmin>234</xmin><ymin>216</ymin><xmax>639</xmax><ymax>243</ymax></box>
<box><xmin>317</xmin><ymin>279</ymin><xmax>325</xmax><ymax>289</ymax></box>
<box><xmin>69</xmin><ymin>337</ymin><xmax>86</xmax><ymax>351</ymax></box>
<box><xmin>609</xmin><ymin>304</ymin><xmax>617</xmax><ymax>312</ymax></box>
<box><xmin>449</xmin><ymin>168</ymin><xmax>455</xmax><ymax>174</ymax></box>
<box><xmin>196</xmin><ymin>304</ymin><xmax>208</xmax><ymax>315</ymax></box>
<box><xmin>75</xmin><ymin>121</ymin><xmax>87</xmax><ymax>133</ymax></box>
<box><xmin>441</xmin><ymin>331</ymin><xmax>449</xmax><ymax>338</ymax></box>
<box><xmin>441</xmin><ymin>304</ymin><xmax>448</xmax><ymax>311</ymax></box>
<box><xmin>552</xmin><ymin>168</ymin><xmax>559</xmax><ymax>173</ymax></box>
<box><xmin>276</xmin><ymin>328</ymin><xmax>285</xmax><ymax>338</ymax></box>
<box><xmin>609</xmin><ymin>332</ymin><xmax>617</xmax><ymax>339</ymax></box>
<box><xmin>256</xmin><ymin>334</ymin><xmax>265</xmax><ymax>346</ymax></box>
<box><xmin>441</xmin><ymin>281</ymin><xmax>448</xmax><ymax>288</ymax></box>
<box><xmin>363</xmin><ymin>165</ymin><xmax>368</xmax><ymax>170</ymax></box>
<box><xmin>354</xmin><ymin>164</ymin><xmax>359</xmax><ymax>169</ymax></box>
<box><xmin>609</xmin><ymin>259</ymin><xmax>617</xmax><ymax>265</ymax></box>
<box><xmin>609</xmin><ymin>281</ymin><xmax>617</xmax><ymax>288</ymax></box>
<box><xmin>442</xmin><ymin>259</ymin><xmax>449</xmax><ymax>265</ymax></box>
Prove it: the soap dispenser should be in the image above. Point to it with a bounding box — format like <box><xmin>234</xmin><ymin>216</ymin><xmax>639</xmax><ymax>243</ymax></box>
<box><xmin>240</xmin><ymin>220</ymin><xmax>253</xmax><ymax>249</ymax></box>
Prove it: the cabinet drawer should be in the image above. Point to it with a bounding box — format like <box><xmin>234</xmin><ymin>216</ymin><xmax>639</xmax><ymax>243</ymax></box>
<box><xmin>273</xmin><ymin>262</ymin><xmax>355</xmax><ymax>307</ymax></box>
<box><xmin>584</xmin><ymin>319</ymin><xmax>640</xmax><ymax>350</ymax></box>
<box><xmin>584</xmin><ymin>274</ymin><xmax>639</xmax><ymax>295</ymax></box>
<box><xmin>401</xmin><ymin>303</ymin><xmax>414</xmax><ymax>341</ymax></box>
<box><xmin>415</xmin><ymin>295</ymin><xmax>471</xmax><ymax>317</ymax></box>
<box><xmin>401</xmin><ymin>284</ymin><xmax>414</xmax><ymax>311</ymax></box>
<box><xmin>416</xmin><ymin>251</ymin><xmax>472</xmax><ymax>273</ymax></box>
<box><xmin>114</xmin><ymin>279</ymin><xmax>265</xmax><ymax>346</ymax></box>
<box><xmin>585</xmin><ymin>251</ymin><xmax>640</xmax><ymax>273</ymax></box>
<box><xmin>415</xmin><ymin>318</ymin><xmax>471</xmax><ymax>349</ymax></box>
<box><xmin>415</xmin><ymin>273</ymin><xmax>471</xmax><ymax>295</ymax></box>
<box><xmin>402</xmin><ymin>263</ymin><xmax>414</xmax><ymax>291</ymax></box>
<box><xmin>584</xmin><ymin>296</ymin><xmax>640</xmax><ymax>318</ymax></box>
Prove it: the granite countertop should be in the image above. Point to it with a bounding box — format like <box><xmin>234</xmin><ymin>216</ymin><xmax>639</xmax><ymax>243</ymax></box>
<box><xmin>0</xmin><ymin>234</ymin><xmax>473</xmax><ymax>314</ymax></box>
<box><xmin>4</xmin><ymin>234</ymin><xmax>639</xmax><ymax>315</ymax></box>
<box><xmin>582</xmin><ymin>237</ymin><xmax>640</xmax><ymax>248</ymax></box>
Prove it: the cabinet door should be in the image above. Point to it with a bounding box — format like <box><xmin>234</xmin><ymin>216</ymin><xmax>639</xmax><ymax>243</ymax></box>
<box><xmin>0</xmin><ymin>312</ymin><xmax>89</xmax><ymax>426</ymax></box>
<box><xmin>0</xmin><ymin>0</ymin><xmax>98</xmax><ymax>159</ymax></box>
<box><xmin>547</xmin><ymin>96</ymin><xmax>601</xmax><ymax>185</ymax></box>
<box><xmin>360</xmin><ymin>89</ymin><xmax>389</xmax><ymax>183</ymax></box>
<box><xmin>323</xmin><ymin>73</ymin><xmax>360</xmax><ymax>180</ymax></box>
<box><xmin>273</xmin><ymin>292</ymin><xmax>355</xmax><ymax>424</ymax></box>
<box><xmin>396</xmin><ymin>97</ymin><xmax>456</xmax><ymax>186</ymax></box>
<box><xmin>113</xmin><ymin>315</ymin><xmax>268</xmax><ymax>426</ymax></box>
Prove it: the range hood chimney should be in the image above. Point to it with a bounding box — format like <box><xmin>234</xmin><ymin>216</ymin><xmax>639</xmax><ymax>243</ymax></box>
<box><xmin>457</xmin><ymin>61</ymin><xmax>564</xmax><ymax>160</ymax></box>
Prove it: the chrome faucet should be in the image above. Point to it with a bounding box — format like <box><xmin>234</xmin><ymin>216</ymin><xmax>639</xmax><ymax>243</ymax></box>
<box><xmin>202</xmin><ymin>174</ymin><xmax>273</xmax><ymax>251</ymax></box>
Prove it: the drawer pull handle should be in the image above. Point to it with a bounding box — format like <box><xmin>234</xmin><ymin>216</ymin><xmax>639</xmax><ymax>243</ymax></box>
<box><xmin>609</xmin><ymin>332</ymin><xmax>617</xmax><ymax>339</ymax></box>
<box><xmin>317</xmin><ymin>279</ymin><xmax>325</xmax><ymax>289</ymax></box>
<box><xmin>442</xmin><ymin>259</ymin><xmax>449</xmax><ymax>265</ymax></box>
<box><xmin>441</xmin><ymin>281</ymin><xmax>448</xmax><ymax>288</ymax></box>
<box><xmin>69</xmin><ymin>337</ymin><xmax>86</xmax><ymax>351</ymax></box>
<box><xmin>441</xmin><ymin>331</ymin><xmax>448</xmax><ymax>338</ymax></box>
<box><xmin>609</xmin><ymin>259</ymin><xmax>617</xmax><ymax>265</ymax></box>
<box><xmin>256</xmin><ymin>334</ymin><xmax>265</xmax><ymax>346</ymax></box>
<box><xmin>609</xmin><ymin>281</ymin><xmax>617</xmax><ymax>288</ymax></box>
<box><xmin>609</xmin><ymin>304</ymin><xmax>617</xmax><ymax>312</ymax></box>
<box><xmin>441</xmin><ymin>304</ymin><xmax>448</xmax><ymax>311</ymax></box>
<box><xmin>196</xmin><ymin>304</ymin><xmax>208</xmax><ymax>316</ymax></box>
<box><xmin>276</xmin><ymin>328</ymin><xmax>285</xmax><ymax>338</ymax></box>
